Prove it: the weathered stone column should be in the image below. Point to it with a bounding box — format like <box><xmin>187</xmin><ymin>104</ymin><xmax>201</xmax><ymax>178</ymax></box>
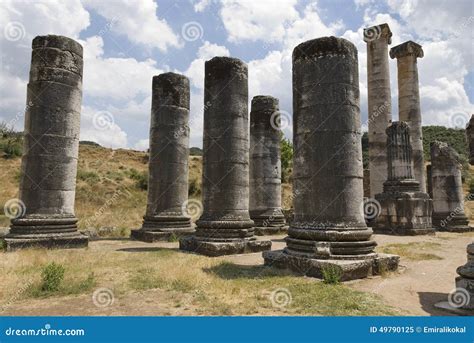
<box><xmin>5</xmin><ymin>35</ymin><xmax>88</xmax><ymax>250</ymax></box>
<box><xmin>430</xmin><ymin>141</ymin><xmax>471</xmax><ymax>232</ymax></box>
<box><xmin>131</xmin><ymin>73</ymin><xmax>195</xmax><ymax>242</ymax></box>
<box><xmin>374</xmin><ymin>121</ymin><xmax>433</xmax><ymax>235</ymax></box>
<box><xmin>436</xmin><ymin>242</ymin><xmax>474</xmax><ymax>314</ymax></box>
<box><xmin>180</xmin><ymin>57</ymin><xmax>271</xmax><ymax>256</ymax></box>
<box><xmin>364</xmin><ymin>23</ymin><xmax>392</xmax><ymax>197</ymax></box>
<box><xmin>264</xmin><ymin>37</ymin><xmax>398</xmax><ymax>281</ymax></box>
<box><xmin>249</xmin><ymin>96</ymin><xmax>287</xmax><ymax>235</ymax></box>
<box><xmin>390</xmin><ymin>41</ymin><xmax>426</xmax><ymax>191</ymax></box>
<box><xmin>467</xmin><ymin>115</ymin><xmax>474</xmax><ymax>165</ymax></box>
<box><xmin>426</xmin><ymin>164</ymin><xmax>433</xmax><ymax>198</ymax></box>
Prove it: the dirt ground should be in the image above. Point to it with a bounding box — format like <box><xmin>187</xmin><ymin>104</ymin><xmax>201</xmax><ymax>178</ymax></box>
<box><xmin>2</xmin><ymin>231</ymin><xmax>472</xmax><ymax>316</ymax></box>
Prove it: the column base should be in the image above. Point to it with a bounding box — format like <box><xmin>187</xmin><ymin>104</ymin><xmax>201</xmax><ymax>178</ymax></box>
<box><xmin>179</xmin><ymin>236</ymin><xmax>272</xmax><ymax>257</ymax></box>
<box><xmin>263</xmin><ymin>249</ymin><xmax>399</xmax><ymax>281</ymax></box>
<box><xmin>374</xmin><ymin>191</ymin><xmax>434</xmax><ymax>235</ymax></box>
<box><xmin>434</xmin><ymin>276</ymin><xmax>474</xmax><ymax>314</ymax></box>
<box><xmin>254</xmin><ymin>226</ymin><xmax>288</xmax><ymax>236</ymax></box>
<box><xmin>5</xmin><ymin>216</ymin><xmax>88</xmax><ymax>251</ymax></box>
<box><xmin>131</xmin><ymin>228</ymin><xmax>195</xmax><ymax>242</ymax></box>
<box><xmin>131</xmin><ymin>215</ymin><xmax>195</xmax><ymax>242</ymax></box>
<box><xmin>432</xmin><ymin>214</ymin><xmax>473</xmax><ymax>232</ymax></box>
<box><xmin>4</xmin><ymin>232</ymin><xmax>88</xmax><ymax>252</ymax></box>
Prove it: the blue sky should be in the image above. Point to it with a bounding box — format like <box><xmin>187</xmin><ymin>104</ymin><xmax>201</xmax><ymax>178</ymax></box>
<box><xmin>1</xmin><ymin>0</ymin><xmax>473</xmax><ymax>149</ymax></box>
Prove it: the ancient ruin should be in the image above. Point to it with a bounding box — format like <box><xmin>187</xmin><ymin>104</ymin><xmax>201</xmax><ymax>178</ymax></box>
<box><xmin>5</xmin><ymin>35</ymin><xmax>88</xmax><ymax>250</ymax></box>
<box><xmin>179</xmin><ymin>57</ymin><xmax>271</xmax><ymax>256</ymax></box>
<box><xmin>390</xmin><ymin>41</ymin><xmax>426</xmax><ymax>191</ymax></box>
<box><xmin>364</xmin><ymin>23</ymin><xmax>392</xmax><ymax>198</ymax></box>
<box><xmin>131</xmin><ymin>73</ymin><xmax>195</xmax><ymax>242</ymax></box>
<box><xmin>467</xmin><ymin>115</ymin><xmax>474</xmax><ymax>165</ymax></box>
<box><xmin>249</xmin><ymin>96</ymin><xmax>287</xmax><ymax>235</ymax></box>
<box><xmin>374</xmin><ymin>122</ymin><xmax>433</xmax><ymax>235</ymax></box>
<box><xmin>430</xmin><ymin>141</ymin><xmax>471</xmax><ymax>232</ymax></box>
<box><xmin>263</xmin><ymin>37</ymin><xmax>398</xmax><ymax>280</ymax></box>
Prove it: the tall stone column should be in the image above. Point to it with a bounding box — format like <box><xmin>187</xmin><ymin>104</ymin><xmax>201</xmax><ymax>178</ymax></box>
<box><xmin>249</xmin><ymin>96</ymin><xmax>287</xmax><ymax>235</ymax></box>
<box><xmin>430</xmin><ymin>141</ymin><xmax>471</xmax><ymax>232</ymax></box>
<box><xmin>364</xmin><ymin>23</ymin><xmax>392</xmax><ymax>198</ymax></box>
<box><xmin>180</xmin><ymin>57</ymin><xmax>271</xmax><ymax>256</ymax></box>
<box><xmin>5</xmin><ymin>35</ymin><xmax>88</xmax><ymax>250</ymax></box>
<box><xmin>131</xmin><ymin>73</ymin><xmax>195</xmax><ymax>242</ymax></box>
<box><xmin>466</xmin><ymin>115</ymin><xmax>474</xmax><ymax>165</ymax></box>
<box><xmin>374</xmin><ymin>121</ymin><xmax>433</xmax><ymax>235</ymax></box>
<box><xmin>264</xmin><ymin>37</ymin><xmax>399</xmax><ymax>281</ymax></box>
<box><xmin>390</xmin><ymin>41</ymin><xmax>426</xmax><ymax>191</ymax></box>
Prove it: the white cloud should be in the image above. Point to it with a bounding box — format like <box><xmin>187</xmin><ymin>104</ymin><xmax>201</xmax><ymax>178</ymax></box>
<box><xmin>134</xmin><ymin>139</ymin><xmax>149</xmax><ymax>151</ymax></box>
<box><xmin>82</xmin><ymin>0</ymin><xmax>181</xmax><ymax>52</ymax></box>
<box><xmin>220</xmin><ymin>0</ymin><xmax>299</xmax><ymax>43</ymax></box>
<box><xmin>80</xmin><ymin>106</ymin><xmax>128</xmax><ymax>148</ymax></box>
<box><xmin>193</xmin><ymin>0</ymin><xmax>211</xmax><ymax>12</ymax></box>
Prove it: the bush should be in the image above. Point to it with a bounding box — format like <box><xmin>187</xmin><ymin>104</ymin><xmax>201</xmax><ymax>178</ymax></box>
<box><xmin>41</xmin><ymin>262</ymin><xmax>65</xmax><ymax>292</ymax></box>
<box><xmin>77</xmin><ymin>169</ymin><xmax>100</xmax><ymax>183</ymax></box>
<box><xmin>280</xmin><ymin>135</ymin><xmax>293</xmax><ymax>183</ymax></box>
<box><xmin>2</xmin><ymin>139</ymin><xmax>22</xmax><ymax>158</ymax></box>
<box><xmin>188</xmin><ymin>179</ymin><xmax>200</xmax><ymax>196</ymax></box>
<box><xmin>321</xmin><ymin>265</ymin><xmax>342</xmax><ymax>284</ymax></box>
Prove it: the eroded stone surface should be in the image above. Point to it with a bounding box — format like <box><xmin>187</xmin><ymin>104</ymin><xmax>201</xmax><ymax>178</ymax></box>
<box><xmin>179</xmin><ymin>57</ymin><xmax>271</xmax><ymax>256</ymax></box>
<box><xmin>131</xmin><ymin>73</ymin><xmax>194</xmax><ymax>242</ymax></box>
<box><xmin>374</xmin><ymin>122</ymin><xmax>433</xmax><ymax>235</ymax></box>
<box><xmin>390</xmin><ymin>41</ymin><xmax>425</xmax><ymax>191</ymax></box>
<box><xmin>466</xmin><ymin>115</ymin><xmax>474</xmax><ymax>165</ymax></box>
<box><xmin>249</xmin><ymin>96</ymin><xmax>287</xmax><ymax>235</ymax></box>
<box><xmin>261</xmin><ymin>37</ymin><xmax>395</xmax><ymax>279</ymax></box>
<box><xmin>5</xmin><ymin>35</ymin><xmax>87</xmax><ymax>250</ymax></box>
<box><xmin>364</xmin><ymin>23</ymin><xmax>393</xmax><ymax>197</ymax></box>
<box><xmin>430</xmin><ymin>141</ymin><xmax>471</xmax><ymax>232</ymax></box>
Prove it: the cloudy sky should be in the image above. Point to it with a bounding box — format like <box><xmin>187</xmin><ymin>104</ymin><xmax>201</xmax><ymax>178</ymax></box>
<box><xmin>1</xmin><ymin>0</ymin><xmax>472</xmax><ymax>150</ymax></box>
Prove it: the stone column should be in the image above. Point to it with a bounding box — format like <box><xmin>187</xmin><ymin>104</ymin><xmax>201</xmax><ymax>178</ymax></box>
<box><xmin>430</xmin><ymin>141</ymin><xmax>471</xmax><ymax>232</ymax></box>
<box><xmin>455</xmin><ymin>243</ymin><xmax>474</xmax><ymax>310</ymax></box>
<box><xmin>249</xmin><ymin>96</ymin><xmax>287</xmax><ymax>235</ymax></box>
<box><xmin>436</xmin><ymin>242</ymin><xmax>474</xmax><ymax>313</ymax></box>
<box><xmin>374</xmin><ymin>121</ymin><xmax>433</xmax><ymax>235</ymax></box>
<box><xmin>179</xmin><ymin>57</ymin><xmax>271</xmax><ymax>256</ymax></box>
<box><xmin>5</xmin><ymin>35</ymin><xmax>88</xmax><ymax>251</ymax></box>
<box><xmin>364</xmin><ymin>23</ymin><xmax>392</xmax><ymax>198</ymax></box>
<box><xmin>426</xmin><ymin>164</ymin><xmax>433</xmax><ymax>198</ymax></box>
<box><xmin>131</xmin><ymin>73</ymin><xmax>195</xmax><ymax>242</ymax></box>
<box><xmin>467</xmin><ymin>115</ymin><xmax>474</xmax><ymax>165</ymax></box>
<box><xmin>264</xmin><ymin>37</ymin><xmax>399</xmax><ymax>281</ymax></box>
<box><xmin>390</xmin><ymin>41</ymin><xmax>425</xmax><ymax>191</ymax></box>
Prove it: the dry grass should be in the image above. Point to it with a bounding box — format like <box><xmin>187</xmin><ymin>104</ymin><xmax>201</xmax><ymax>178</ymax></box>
<box><xmin>377</xmin><ymin>242</ymin><xmax>443</xmax><ymax>261</ymax></box>
<box><xmin>0</xmin><ymin>245</ymin><xmax>400</xmax><ymax>316</ymax></box>
<box><xmin>0</xmin><ymin>144</ymin><xmax>294</xmax><ymax>232</ymax></box>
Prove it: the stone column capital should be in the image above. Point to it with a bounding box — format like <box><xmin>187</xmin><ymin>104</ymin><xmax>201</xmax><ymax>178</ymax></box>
<box><xmin>390</xmin><ymin>41</ymin><xmax>424</xmax><ymax>59</ymax></box>
<box><xmin>363</xmin><ymin>23</ymin><xmax>392</xmax><ymax>44</ymax></box>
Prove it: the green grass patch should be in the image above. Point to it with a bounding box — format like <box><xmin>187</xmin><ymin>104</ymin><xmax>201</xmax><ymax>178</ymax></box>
<box><xmin>379</xmin><ymin>242</ymin><xmax>443</xmax><ymax>261</ymax></box>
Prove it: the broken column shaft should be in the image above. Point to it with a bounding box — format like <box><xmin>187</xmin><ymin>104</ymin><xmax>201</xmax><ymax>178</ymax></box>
<box><xmin>131</xmin><ymin>72</ymin><xmax>195</xmax><ymax>242</ymax></box>
<box><xmin>5</xmin><ymin>35</ymin><xmax>88</xmax><ymax>250</ymax></box>
<box><xmin>180</xmin><ymin>57</ymin><xmax>271</xmax><ymax>256</ymax></box>
<box><xmin>249</xmin><ymin>96</ymin><xmax>287</xmax><ymax>235</ymax></box>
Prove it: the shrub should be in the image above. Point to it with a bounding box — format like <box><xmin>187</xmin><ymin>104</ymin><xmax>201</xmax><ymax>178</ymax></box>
<box><xmin>321</xmin><ymin>265</ymin><xmax>342</xmax><ymax>284</ymax></box>
<box><xmin>2</xmin><ymin>139</ymin><xmax>22</xmax><ymax>158</ymax></box>
<box><xmin>188</xmin><ymin>179</ymin><xmax>200</xmax><ymax>196</ymax></box>
<box><xmin>77</xmin><ymin>169</ymin><xmax>100</xmax><ymax>183</ymax></box>
<box><xmin>280</xmin><ymin>135</ymin><xmax>293</xmax><ymax>183</ymax></box>
<box><xmin>41</xmin><ymin>262</ymin><xmax>65</xmax><ymax>292</ymax></box>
